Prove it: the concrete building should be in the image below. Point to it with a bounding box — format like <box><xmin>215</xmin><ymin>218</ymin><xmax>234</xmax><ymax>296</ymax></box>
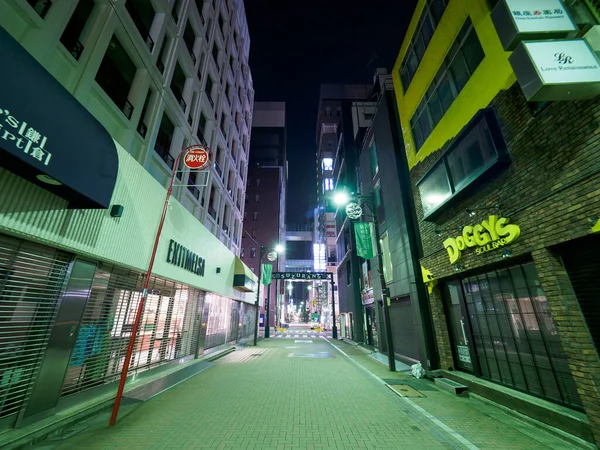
<box><xmin>241</xmin><ymin>101</ymin><xmax>286</xmax><ymax>331</ymax></box>
<box><xmin>0</xmin><ymin>0</ymin><xmax>256</xmax><ymax>435</ymax></box>
<box><xmin>315</xmin><ymin>84</ymin><xmax>370</xmax><ymax>337</ymax></box>
<box><xmin>392</xmin><ymin>0</ymin><xmax>600</xmax><ymax>445</ymax></box>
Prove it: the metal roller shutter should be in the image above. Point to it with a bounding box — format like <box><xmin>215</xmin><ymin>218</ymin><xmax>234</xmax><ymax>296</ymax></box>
<box><xmin>560</xmin><ymin>234</ymin><xmax>600</xmax><ymax>359</ymax></box>
<box><xmin>61</xmin><ymin>264</ymin><xmax>205</xmax><ymax>398</ymax></box>
<box><xmin>389</xmin><ymin>296</ymin><xmax>419</xmax><ymax>361</ymax></box>
<box><xmin>0</xmin><ymin>235</ymin><xmax>71</xmax><ymax>420</ymax></box>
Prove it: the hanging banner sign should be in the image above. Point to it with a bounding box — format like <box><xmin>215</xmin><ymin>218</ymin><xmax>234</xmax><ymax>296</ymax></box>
<box><xmin>443</xmin><ymin>215</ymin><xmax>521</xmax><ymax>264</ymax></box>
<box><xmin>354</xmin><ymin>222</ymin><xmax>375</xmax><ymax>260</ymax></box>
<box><xmin>261</xmin><ymin>263</ymin><xmax>273</xmax><ymax>285</ymax></box>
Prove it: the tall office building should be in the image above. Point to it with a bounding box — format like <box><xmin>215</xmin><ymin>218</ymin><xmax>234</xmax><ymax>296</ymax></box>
<box><xmin>241</xmin><ymin>101</ymin><xmax>287</xmax><ymax>330</ymax></box>
<box><xmin>0</xmin><ymin>0</ymin><xmax>257</xmax><ymax>435</ymax></box>
<box><xmin>315</xmin><ymin>84</ymin><xmax>371</xmax><ymax>336</ymax></box>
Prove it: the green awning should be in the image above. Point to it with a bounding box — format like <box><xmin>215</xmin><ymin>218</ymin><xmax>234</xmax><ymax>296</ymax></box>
<box><xmin>233</xmin><ymin>257</ymin><xmax>257</xmax><ymax>292</ymax></box>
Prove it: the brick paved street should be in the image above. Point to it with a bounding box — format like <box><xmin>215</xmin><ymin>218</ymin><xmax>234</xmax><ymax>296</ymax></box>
<box><xmin>56</xmin><ymin>337</ymin><xmax>592</xmax><ymax>449</ymax></box>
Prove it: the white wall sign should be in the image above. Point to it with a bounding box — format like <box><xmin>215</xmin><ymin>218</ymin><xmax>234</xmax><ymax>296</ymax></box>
<box><xmin>505</xmin><ymin>0</ymin><xmax>576</xmax><ymax>33</ymax></box>
<box><xmin>527</xmin><ymin>40</ymin><xmax>600</xmax><ymax>84</ymax></box>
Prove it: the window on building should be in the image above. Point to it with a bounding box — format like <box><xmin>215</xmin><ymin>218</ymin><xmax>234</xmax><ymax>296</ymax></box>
<box><xmin>212</xmin><ymin>43</ymin><xmax>220</xmax><ymax>69</ymax></box>
<box><xmin>95</xmin><ymin>36</ymin><xmax>136</xmax><ymax>119</ymax></box>
<box><xmin>399</xmin><ymin>0</ymin><xmax>448</xmax><ymax>90</ymax></box>
<box><xmin>380</xmin><ymin>233</ymin><xmax>393</xmax><ymax>283</ymax></box>
<box><xmin>254</xmin><ymin>194</ymin><xmax>259</xmax><ymax>203</ymax></box>
<box><xmin>172</xmin><ymin>0</ymin><xmax>181</xmax><ymax>22</ymax></box>
<box><xmin>417</xmin><ymin>110</ymin><xmax>506</xmax><ymax>218</ymax></box>
<box><xmin>154</xmin><ymin>113</ymin><xmax>175</xmax><ymax>168</ymax></box>
<box><xmin>60</xmin><ymin>0</ymin><xmax>95</xmax><ymax>60</ymax></box>
<box><xmin>183</xmin><ymin>21</ymin><xmax>197</xmax><ymax>60</ymax></box>
<box><xmin>125</xmin><ymin>0</ymin><xmax>155</xmax><ymax>52</ymax></box>
<box><xmin>208</xmin><ymin>186</ymin><xmax>217</xmax><ymax>218</ymax></box>
<box><xmin>253</xmin><ymin>211</ymin><xmax>258</xmax><ymax>220</ymax></box>
<box><xmin>325</xmin><ymin>107</ymin><xmax>332</xmax><ymax>117</ymax></box>
<box><xmin>218</xmin><ymin>14</ymin><xmax>225</xmax><ymax>34</ymax></box>
<box><xmin>170</xmin><ymin>63</ymin><xmax>187</xmax><ymax>111</ymax></box>
<box><xmin>323</xmin><ymin>178</ymin><xmax>334</xmax><ymax>191</ymax></box>
<box><xmin>374</xmin><ymin>183</ymin><xmax>385</xmax><ymax>223</ymax></box>
<box><xmin>410</xmin><ymin>18</ymin><xmax>484</xmax><ymax>150</ymax></box>
<box><xmin>336</xmin><ymin>107</ymin><xmax>341</xmax><ymax>117</ymax></box>
<box><xmin>322</xmin><ymin>158</ymin><xmax>333</xmax><ymax>171</ymax></box>
<box><xmin>256</xmin><ymin>179</ymin><xmax>261</xmax><ymax>187</ymax></box>
<box><xmin>205</xmin><ymin>76</ymin><xmax>214</xmax><ymax>106</ymax></box>
<box><xmin>197</xmin><ymin>113</ymin><xmax>207</xmax><ymax>143</ymax></box>
<box><xmin>369</xmin><ymin>140</ymin><xmax>378</xmax><ymax>177</ymax></box>
<box><xmin>156</xmin><ymin>35</ymin><xmax>170</xmax><ymax>73</ymax></box>
<box><xmin>26</xmin><ymin>0</ymin><xmax>52</xmax><ymax>19</ymax></box>
<box><xmin>137</xmin><ymin>88</ymin><xmax>152</xmax><ymax>138</ymax></box>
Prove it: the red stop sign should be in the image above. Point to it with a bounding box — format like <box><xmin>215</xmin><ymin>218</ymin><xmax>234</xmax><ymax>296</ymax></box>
<box><xmin>183</xmin><ymin>146</ymin><xmax>211</xmax><ymax>170</ymax></box>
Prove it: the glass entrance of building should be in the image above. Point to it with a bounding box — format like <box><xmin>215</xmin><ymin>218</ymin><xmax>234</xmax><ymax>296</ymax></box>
<box><xmin>445</xmin><ymin>262</ymin><xmax>582</xmax><ymax>409</ymax></box>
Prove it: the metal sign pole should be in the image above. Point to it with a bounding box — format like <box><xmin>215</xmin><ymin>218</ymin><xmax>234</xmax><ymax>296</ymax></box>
<box><xmin>109</xmin><ymin>144</ymin><xmax>211</xmax><ymax>427</ymax></box>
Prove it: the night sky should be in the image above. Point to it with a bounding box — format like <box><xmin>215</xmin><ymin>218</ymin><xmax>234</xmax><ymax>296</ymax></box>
<box><xmin>244</xmin><ymin>1</ymin><xmax>417</xmax><ymax>224</ymax></box>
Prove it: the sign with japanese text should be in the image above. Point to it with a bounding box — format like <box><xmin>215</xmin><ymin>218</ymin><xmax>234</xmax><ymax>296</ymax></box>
<box><xmin>505</xmin><ymin>0</ymin><xmax>575</xmax><ymax>33</ymax></box>
<box><xmin>272</xmin><ymin>272</ymin><xmax>330</xmax><ymax>280</ymax></box>
<box><xmin>183</xmin><ymin>146</ymin><xmax>211</xmax><ymax>170</ymax></box>
<box><xmin>0</xmin><ymin>112</ymin><xmax>52</xmax><ymax>166</ymax></box>
<box><xmin>354</xmin><ymin>222</ymin><xmax>375</xmax><ymax>260</ymax></box>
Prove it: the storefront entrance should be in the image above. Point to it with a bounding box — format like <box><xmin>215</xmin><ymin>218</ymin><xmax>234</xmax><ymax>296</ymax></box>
<box><xmin>365</xmin><ymin>306</ymin><xmax>378</xmax><ymax>348</ymax></box>
<box><xmin>444</xmin><ymin>262</ymin><xmax>582</xmax><ymax>409</ymax></box>
<box><xmin>389</xmin><ymin>296</ymin><xmax>419</xmax><ymax>363</ymax></box>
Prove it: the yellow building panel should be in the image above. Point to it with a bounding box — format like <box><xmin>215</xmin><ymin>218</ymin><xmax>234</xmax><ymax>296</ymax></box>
<box><xmin>392</xmin><ymin>0</ymin><xmax>518</xmax><ymax>171</ymax></box>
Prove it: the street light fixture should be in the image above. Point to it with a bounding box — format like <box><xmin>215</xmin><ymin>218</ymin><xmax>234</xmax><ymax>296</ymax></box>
<box><xmin>253</xmin><ymin>244</ymin><xmax>284</xmax><ymax>345</ymax></box>
<box><xmin>333</xmin><ymin>188</ymin><xmax>396</xmax><ymax>372</ymax></box>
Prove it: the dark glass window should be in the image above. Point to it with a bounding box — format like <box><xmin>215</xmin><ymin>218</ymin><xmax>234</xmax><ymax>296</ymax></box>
<box><xmin>418</xmin><ymin>163</ymin><xmax>452</xmax><ymax>216</ymax></box>
<box><xmin>398</xmin><ymin>0</ymin><xmax>448</xmax><ymax>91</ymax></box>
<box><xmin>154</xmin><ymin>113</ymin><xmax>175</xmax><ymax>168</ymax></box>
<box><xmin>95</xmin><ymin>36</ymin><xmax>136</xmax><ymax>119</ymax></box>
<box><xmin>60</xmin><ymin>0</ymin><xmax>94</xmax><ymax>60</ymax></box>
<box><xmin>183</xmin><ymin>21</ymin><xmax>196</xmax><ymax>56</ymax></box>
<box><xmin>125</xmin><ymin>0</ymin><xmax>155</xmax><ymax>51</ymax></box>
<box><xmin>410</xmin><ymin>19</ymin><xmax>485</xmax><ymax>151</ymax></box>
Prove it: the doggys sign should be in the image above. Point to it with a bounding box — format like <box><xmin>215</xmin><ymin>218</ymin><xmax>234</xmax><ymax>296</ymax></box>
<box><xmin>443</xmin><ymin>215</ymin><xmax>521</xmax><ymax>264</ymax></box>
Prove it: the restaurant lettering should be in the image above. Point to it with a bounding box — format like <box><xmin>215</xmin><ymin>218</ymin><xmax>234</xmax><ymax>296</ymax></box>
<box><xmin>167</xmin><ymin>239</ymin><xmax>205</xmax><ymax>276</ymax></box>
<box><xmin>443</xmin><ymin>215</ymin><xmax>521</xmax><ymax>264</ymax></box>
<box><xmin>0</xmin><ymin>108</ymin><xmax>52</xmax><ymax>166</ymax></box>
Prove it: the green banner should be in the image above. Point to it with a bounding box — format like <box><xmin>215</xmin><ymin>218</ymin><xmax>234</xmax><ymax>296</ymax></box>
<box><xmin>261</xmin><ymin>263</ymin><xmax>273</xmax><ymax>285</ymax></box>
<box><xmin>354</xmin><ymin>222</ymin><xmax>375</xmax><ymax>260</ymax></box>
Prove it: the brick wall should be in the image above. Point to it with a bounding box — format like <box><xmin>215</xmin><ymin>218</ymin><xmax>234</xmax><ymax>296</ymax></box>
<box><xmin>409</xmin><ymin>83</ymin><xmax>600</xmax><ymax>445</ymax></box>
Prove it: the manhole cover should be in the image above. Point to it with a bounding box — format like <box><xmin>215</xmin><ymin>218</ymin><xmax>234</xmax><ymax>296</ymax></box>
<box><xmin>388</xmin><ymin>385</ymin><xmax>425</xmax><ymax>398</ymax></box>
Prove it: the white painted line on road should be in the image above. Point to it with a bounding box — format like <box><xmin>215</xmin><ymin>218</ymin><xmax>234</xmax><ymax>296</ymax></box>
<box><xmin>295</xmin><ymin>340</ymin><xmax>313</xmax><ymax>343</ymax></box>
<box><xmin>322</xmin><ymin>338</ymin><xmax>480</xmax><ymax>450</ymax></box>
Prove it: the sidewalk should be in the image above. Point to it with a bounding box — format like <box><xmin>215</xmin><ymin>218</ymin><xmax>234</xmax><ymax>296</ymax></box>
<box><xmin>47</xmin><ymin>337</ymin><xmax>593</xmax><ymax>449</ymax></box>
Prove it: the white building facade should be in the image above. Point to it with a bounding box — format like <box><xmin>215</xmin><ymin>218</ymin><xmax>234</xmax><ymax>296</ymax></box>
<box><xmin>0</xmin><ymin>0</ymin><xmax>256</xmax><ymax>436</ymax></box>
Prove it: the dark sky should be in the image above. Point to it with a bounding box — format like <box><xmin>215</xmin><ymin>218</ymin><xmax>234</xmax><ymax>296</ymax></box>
<box><xmin>244</xmin><ymin>1</ymin><xmax>417</xmax><ymax>224</ymax></box>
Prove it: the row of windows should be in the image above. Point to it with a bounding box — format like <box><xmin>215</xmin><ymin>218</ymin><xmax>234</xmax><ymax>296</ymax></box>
<box><xmin>409</xmin><ymin>18</ymin><xmax>485</xmax><ymax>151</ymax></box>
<box><xmin>399</xmin><ymin>0</ymin><xmax>448</xmax><ymax>91</ymax></box>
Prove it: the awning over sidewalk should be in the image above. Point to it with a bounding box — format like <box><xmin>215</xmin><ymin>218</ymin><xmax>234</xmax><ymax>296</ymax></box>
<box><xmin>0</xmin><ymin>27</ymin><xmax>118</xmax><ymax>209</ymax></box>
<box><xmin>233</xmin><ymin>257</ymin><xmax>257</xmax><ymax>292</ymax></box>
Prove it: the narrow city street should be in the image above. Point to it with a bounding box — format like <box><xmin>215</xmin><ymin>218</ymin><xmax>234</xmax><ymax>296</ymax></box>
<box><xmin>48</xmin><ymin>338</ymin><xmax>589</xmax><ymax>450</ymax></box>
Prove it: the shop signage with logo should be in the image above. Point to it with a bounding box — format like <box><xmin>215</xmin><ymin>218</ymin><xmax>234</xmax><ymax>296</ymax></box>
<box><xmin>443</xmin><ymin>215</ymin><xmax>521</xmax><ymax>264</ymax></box>
<box><xmin>510</xmin><ymin>40</ymin><xmax>600</xmax><ymax>101</ymax></box>
<box><xmin>183</xmin><ymin>145</ymin><xmax>211</xmax><ymax>170</ymax></box>
<box><xmin>491</xmin><ymin>0</ymin><xmax>576</xmax><ymax>50</ymax></box>
<box><xmin>166</xmin><ymin>239</ymin><xmax>205</xmax><ymax>276</ymax></box>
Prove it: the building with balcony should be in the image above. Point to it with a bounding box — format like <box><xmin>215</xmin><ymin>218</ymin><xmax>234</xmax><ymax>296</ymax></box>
<box><xmin>0</xmin><ymin>0</ymin><xmax>257</xmax><ymax>435</ymax></box>
<box><xmin>392</xmin><ymin>0</ymin><xmax>600</xmax><ymax>445</ymax></box>
<box><xmin>241</xmin><ymin>101</ymin><xmax>287</xmax><ymax>330</ymax></box>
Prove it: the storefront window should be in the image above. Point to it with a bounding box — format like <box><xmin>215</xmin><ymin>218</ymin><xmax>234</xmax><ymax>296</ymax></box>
<box><xmin>418</xmin><ymin>163</ymin><xmax>452</xmax><ymax>215</ymax></box>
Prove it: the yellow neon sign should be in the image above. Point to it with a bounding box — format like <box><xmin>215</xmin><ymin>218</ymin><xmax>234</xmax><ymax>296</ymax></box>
<box><xmin>443</xmin><ymin>215</ymin><xmax>521</xmax><ymax>264</ymax></box>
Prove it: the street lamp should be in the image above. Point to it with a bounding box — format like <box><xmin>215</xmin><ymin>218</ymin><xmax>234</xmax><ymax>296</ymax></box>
<box><xmin>333</xmin><ymin>189</ymin><xmax>396</xmax><ymax>372</ymax></box>
<box><xmin>253</xmin><ymin>244</ymin><xmax>284</xmax><ymax>345</ymax></box>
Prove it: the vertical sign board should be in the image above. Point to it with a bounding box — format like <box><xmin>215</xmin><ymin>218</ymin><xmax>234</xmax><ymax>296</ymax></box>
<box><xmin>491</xmin><ymin>0</ymin><xmax>577</xmax><ymax>51</ymax></box>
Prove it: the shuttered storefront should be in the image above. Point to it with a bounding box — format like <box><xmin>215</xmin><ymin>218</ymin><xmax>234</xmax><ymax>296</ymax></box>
<box><xmin>560</xmin><ymin>234</ymin><xmax>600</xmax><ymax>359</ymax></box>
<box><xmin>0</xmin><ymin>234</ymin><xmax>71</xmax><ymax>423</ymax></box>
<box><xmin>60</xmin><ymin>264</ymin><xmax>205</xmax><ymax>398</ymax></box>
<box><xmin>389</xmin><ymin>296</ymin><xmax>420</xmax><ymax>362</ymax></box>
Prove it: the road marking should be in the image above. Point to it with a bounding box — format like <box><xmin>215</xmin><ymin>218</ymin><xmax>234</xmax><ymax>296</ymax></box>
<box><xmin>322</xmin><ymin>338</ymin><xmax>480</xmax><ymax>450</ymax></box>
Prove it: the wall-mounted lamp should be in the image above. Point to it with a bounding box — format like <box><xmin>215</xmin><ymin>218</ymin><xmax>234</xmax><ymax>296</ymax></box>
<box><xmin>435</xmin><ymin>228</ymin><xmax>444</xmax><ymax>236</ymax></box>
<box><xmin>502</xmin><ymin>248</ymin><xmax>513</xmax><ymax>259</ymax></box>
<box><xmin>110</xmin><ymin>205</ymin><xmax>124</xmax><ymax>218</ymax></box>
<box><xmin>454</xmin><ymin>264</ymin><xmax>464</xmax><ymax>272</ymax></box>
<box><xmin>216</xmin><ymin>267</ymin><xmax>221</xmax><ymax>274</ymax></box>
<box><xmin>465</xmin><ymin>204</ymin><xmax>502</xmax><ymax>218</ymax></box>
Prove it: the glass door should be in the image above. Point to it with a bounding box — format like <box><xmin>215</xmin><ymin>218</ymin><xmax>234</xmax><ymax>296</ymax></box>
<box><xmin>445</xmin><ymin>281</ymin><xmax>477</xmax><ymax>373</ymax></box>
